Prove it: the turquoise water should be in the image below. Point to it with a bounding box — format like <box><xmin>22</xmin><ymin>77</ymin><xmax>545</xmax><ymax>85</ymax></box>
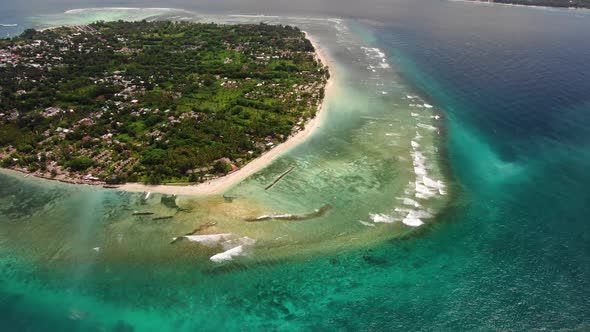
<box><xmin>1</xmin><ymin>3</ymin><xmax>590</xmax><ymax>331</ymax></box>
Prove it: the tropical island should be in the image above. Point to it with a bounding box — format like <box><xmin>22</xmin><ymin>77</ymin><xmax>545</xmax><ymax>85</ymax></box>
<box><xmin>463</xmin><ymin>0</ymin><xmax>590</xmax><ymax>9</ymax></box>
<box><xmin>0</xmin><ymin>21</ymin><xmax>329</xmax><ymax>186</ymax></box>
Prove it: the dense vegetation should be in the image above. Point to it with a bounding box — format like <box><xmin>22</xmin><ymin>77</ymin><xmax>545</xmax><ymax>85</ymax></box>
<box><xmin>469</xmin><ymin>0</ymin><xmax>590</xmax><ymax>9</ymax></box>
<box><xmin>0</xmin><ymin>21</ymin><xmax>328</xmax><ymax>184</ymax></box>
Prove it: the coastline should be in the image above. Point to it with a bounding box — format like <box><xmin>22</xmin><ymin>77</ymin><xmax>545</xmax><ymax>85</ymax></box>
<box><xmin>449</xmin><ymin>0</ymin><xmax>590</xmax><ymax>11</ymax></box>
<box><xmin>1</xmin><ymin>29</ymin><xmax>334</xmax><ymax>195</ymax></box>
<box><xmin>119</xmin><ymin>31</ymin><xmax>334</xmax><ymax>196</ymax></box>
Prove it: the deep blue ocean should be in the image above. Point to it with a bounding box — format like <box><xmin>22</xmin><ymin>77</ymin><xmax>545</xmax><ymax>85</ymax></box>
<box><xmin>347</xmin><ymin>7</ymin><xmax>590</xmax><ymax>329</ymax></box>
<box><xmin>1</xmin><ymin>1</ymin><xmax>589</xmax><ymax>330</ymax></box>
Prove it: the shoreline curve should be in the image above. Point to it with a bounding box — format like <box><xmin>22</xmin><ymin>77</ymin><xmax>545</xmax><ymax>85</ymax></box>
<box><xmin>1</xmin><ymin>27</ymin><xmax>335</xmax><ymax>197</ymax></box>
<box><xmin>119</xmin><ymin>32</ymin><xmax>335</xmax><ymax>196</ymax></box>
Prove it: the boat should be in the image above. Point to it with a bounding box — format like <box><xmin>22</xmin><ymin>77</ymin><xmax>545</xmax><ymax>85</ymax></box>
<box><xmin>152</xmin><ymin>216</ymin><xmax>173</xmax><ymax>221</ymax></box>
<box><xmin>132</xmin><ymin>212</ymin><xmax>154</xmax><ymax>216</ymax></box>
<box><xmin>223</xmin><ymin>194</ymin><xmax>237</xmax><ymax>202</ymax></box>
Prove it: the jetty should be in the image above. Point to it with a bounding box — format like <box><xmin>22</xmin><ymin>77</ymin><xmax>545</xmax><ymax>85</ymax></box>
<box><xmin>265</xmin><ymin>166</ymin><xmax>295</xmax><ymax>190</ymax></box>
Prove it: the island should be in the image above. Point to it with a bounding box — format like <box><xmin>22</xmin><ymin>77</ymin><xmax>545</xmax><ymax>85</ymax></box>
<box><xmin>0</xmin><ymin>21</ymin><xmax>329</xmax><ymax>186</ymax></box>
<box><xmin>464</xmin><ymin>0</ymin><xmax>590</xmax><ymax>9</ymax></box>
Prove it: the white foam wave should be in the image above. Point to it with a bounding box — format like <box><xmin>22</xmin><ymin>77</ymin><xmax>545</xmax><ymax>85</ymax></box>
<box><xmin>361</xmin><ymin>46</ymin><xmax>386</xmax><ymax>59</ymax></box>
<box><xmin>414</xmin><ymin>166</ymin><xmax>428</xmax><ymax>178</ymax></box>
<box><xmin>178</xmin><ymin>233</ymin><xmax>233</xmax><ymax>247</ymax></box>
<box><xmin>200</xmin><ymin>236</ymin><xmax>257</xmax><ymax>263</ymax></box>
<box><xmin>423</xmin><ymin>176</ymin><xmax>446</xmax><ymax>193</ymax></box>
<box><xmin>210</xmin><ymin>245</ymin><xmax>245</xmax><ymax>263</ymax></box>
<box><xmin>64</xmin><ymin>7</ymin><xmax>189</xmax><ymax>14</ymax></box>
<box><xmin>358</xmin><ymin>220</ymin><xmax>376</xmax><ymax>227</ymax></box>
<box><xmin>369</xmin><ymin>213</ymin><xmax>396</xmax><ymax>224</ymax></box>
<box><xmin>415</xmin><ymin>182</ymin><xmax>436</xmax><ymax>199</ymax></box>
<box><xmin>415</xmin><ymin>176</ymin><xmax>446</xmax><ymax>198</ymax></box>
<box><xmin>229</xmin><ymin>14</ymin><xmax>281</xmax><ymax>18</ymax></box>
<box><xmin>361</xmin><ymin>46</ymin><xmax>390</xmax><ymax>72</ymax></box>
<box><xmin>221</xmin><ymin>236</ymin><xmax>256</xmax><ymax>251</ymax></box>
<box><xmin>413</xmin><ymin>161</ymin><xmax>428</xmax><ymax>177</ymax></box>
<box><xmin>412</xmin><ymin>150</ymin><xmax>426</xmax><ymax>163</ymax></box>
<box><xmin>417</xmin><ymin>123</ymin><xmax>437</xmax><ymax>131</ymax></box>
<box><xmin>410</xmin><ymin>146</ymin><xmax>446</xmax><ymax>200</ymax></box>
<box><xmin>402</xmin><ymin>197</ymin><xmax>421</xmax><ymax>207</ymax></box>
<box><xmin>402</xmin><ymin>210</ymin><xmax>432</xmax><ymax>227</ymax></box>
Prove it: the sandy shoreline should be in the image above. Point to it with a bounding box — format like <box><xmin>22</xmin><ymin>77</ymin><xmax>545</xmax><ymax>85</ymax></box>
<box><xmin>117</xmin><ymin>32</ymin><xmax>335</xmax><ymax>196</ymax></box>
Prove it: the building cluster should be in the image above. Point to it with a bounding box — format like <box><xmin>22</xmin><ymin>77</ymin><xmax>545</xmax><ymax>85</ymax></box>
<box><xmin>0</xmin><ymin>22</ymin><xmax>328</xmax><ymax>185</ymax></box>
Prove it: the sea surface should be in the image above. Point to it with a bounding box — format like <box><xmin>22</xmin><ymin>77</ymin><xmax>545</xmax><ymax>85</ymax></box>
<box><xmin>1</xmin><ymin>1</ymin><xmax>589</xmax><ymax>331</ymax></box>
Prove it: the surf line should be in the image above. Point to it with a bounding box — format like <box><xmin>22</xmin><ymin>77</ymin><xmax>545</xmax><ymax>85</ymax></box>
<box><xmin>265</xmin><ymin>166</ymin><xmax>296</xmax><ymax>191</ymax></box>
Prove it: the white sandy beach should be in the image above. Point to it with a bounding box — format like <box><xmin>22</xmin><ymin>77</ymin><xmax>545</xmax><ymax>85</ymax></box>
<box><xmin>119</xmin><ymin>32</ymin><xmax>336</xmax><ymax>196</ymax></box>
